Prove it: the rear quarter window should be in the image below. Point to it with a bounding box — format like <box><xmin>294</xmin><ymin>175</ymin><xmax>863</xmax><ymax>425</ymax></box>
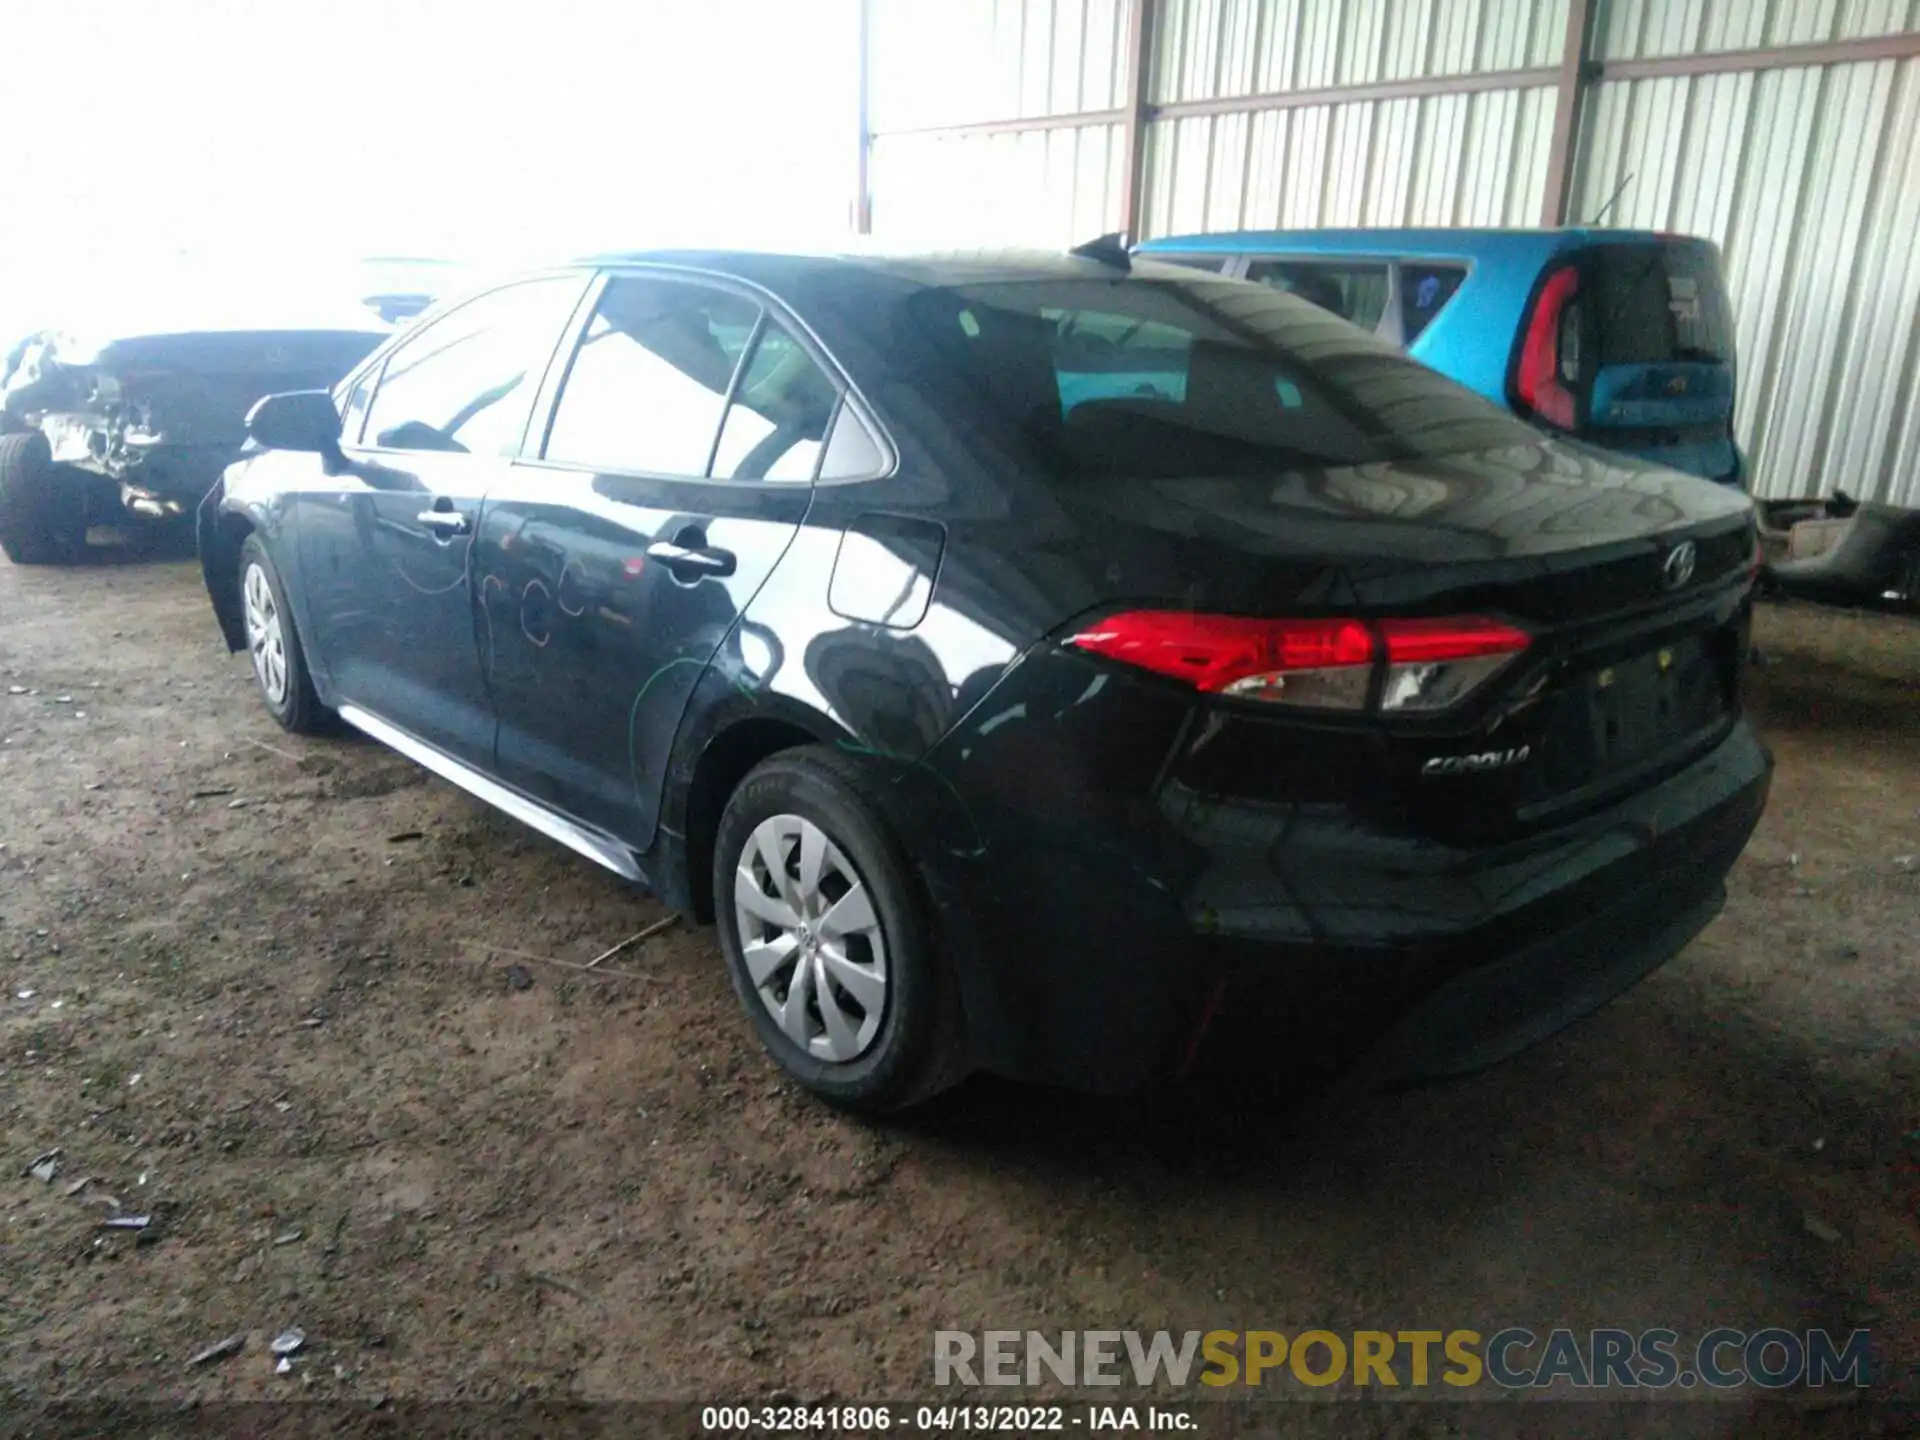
<box><xmin>1401</xmin><ymin>264</ymin><xmax>1467</xmax><ymax>342</ymax></box>
<box><xmin>1245</xmin><ymin>261</ymin><xmax>1390</xmax><ymax>331</ymax></box>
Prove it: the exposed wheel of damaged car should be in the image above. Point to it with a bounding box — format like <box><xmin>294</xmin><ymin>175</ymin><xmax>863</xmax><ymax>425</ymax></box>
<box><xmin>0</xmin><ymin>431</ymin><xmax>88</xmax><ymax>564</ymax></box>
<box><xmin>715</xmin><ymin>750</ymin><xmax>967</xmax><ymax>1115</ymax></box>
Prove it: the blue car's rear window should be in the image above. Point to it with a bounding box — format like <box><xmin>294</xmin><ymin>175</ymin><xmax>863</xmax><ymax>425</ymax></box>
<box><xmin>1589</xmin><ymin>242</ymin><xmax>1736</xmax><ymax>367</ymax></box>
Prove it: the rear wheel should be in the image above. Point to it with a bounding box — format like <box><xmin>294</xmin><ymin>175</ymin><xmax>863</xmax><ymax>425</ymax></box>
<box><xmin>713</xmin><ymin>747</ymin><xmax>967</xmax><ymax>1114</ymax></box>
<box><xmin>0</xmin><ymin>432</ymin><xmax>87</xmax><ymax>564</ymax></box>
<box><xmin>238</xmin><ymin>533</ymin><xmax>329</xmax><ymax>734</ymax></box>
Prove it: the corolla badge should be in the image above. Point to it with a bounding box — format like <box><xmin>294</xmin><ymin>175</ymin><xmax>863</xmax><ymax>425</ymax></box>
<box><xmin>1421</xmin><ymin>744</ymin><xmax>1531</xmax><ymax>776</ymax></box>
<box><xmin>1665</xmin><ymin>374</ymin><xmax>1690</xmax><ymax>394</ymax></box>
<box><xmin>1661</xmin><ymin>539</ymin><xmax>1698</xmax><ymax>590</ymax></box>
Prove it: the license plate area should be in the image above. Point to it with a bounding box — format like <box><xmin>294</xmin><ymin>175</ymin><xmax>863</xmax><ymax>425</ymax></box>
<box><xmin>1558</xmin><ymin>632</ymin><xmax>1730</xmax><ymax>786</ymax></box>
<box><xmin>1373</xmin><ymin>620</ymin><xmax>1743</xmax><ymax>844</ymax></box>
<box><xmin>1515</xmin><ymin>631</ymin><xmax>1731</xmax><ymax>810</ymax></box>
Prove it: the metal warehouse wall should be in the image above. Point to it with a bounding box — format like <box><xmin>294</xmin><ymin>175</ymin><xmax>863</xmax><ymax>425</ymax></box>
<box><xmin>1144</xmin><ymin>0</ymin><xmax>1566</xmax><ymax>232</ymax></box>
<box><xmin>864</xmin><ymin>0</ymin><xmax>1920</xmax><ymax>507</ymax></box>
<box><xmin>867</xmin><ymin>0</ymin><xmax>1133</xmax><ymax>247</ymax></box>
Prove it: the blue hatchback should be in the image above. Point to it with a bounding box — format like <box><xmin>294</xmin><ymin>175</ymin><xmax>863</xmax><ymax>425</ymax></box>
<box><xmin>1135</xmin><ymin>228</ymin><xmax>1747</xmax><ymax>488</ymax></box>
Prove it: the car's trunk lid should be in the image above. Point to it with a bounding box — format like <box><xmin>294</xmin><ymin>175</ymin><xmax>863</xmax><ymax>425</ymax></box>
<box><xmin>1059</xmin><ymin>447</ymin><xmax>1757</xmax><ymax>842</ymax></box>
<box><xmin>1056</xmin><ymin>440</ymin><xmax>1755</xmax><ymax>620</ymax></box>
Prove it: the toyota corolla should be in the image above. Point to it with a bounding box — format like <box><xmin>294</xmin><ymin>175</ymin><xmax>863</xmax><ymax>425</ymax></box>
<box><xmin>199</xmin><ymin>247</ymin><xmax>1770</xmax><ymax>1113</ymax></box>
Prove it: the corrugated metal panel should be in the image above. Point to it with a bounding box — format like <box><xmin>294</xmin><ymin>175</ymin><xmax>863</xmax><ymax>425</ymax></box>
<box><xmin>1152</xmin><ymin>0</ymin><xmax>1567</xmax><ymax>101</ymax></box>
<box><xmin>1143</xmin><ymin>85</ymin><xmax>1555</xmax><ymax>231</ymax></box>
<box><xmin>1574</xmin><ymin>56</ymin><xmax>1920</xmax><ymax>506</ymax></box>
<box><xmin>869</xmin><ymin>0</ymin><xmax>1131</xmax><ymax>131</ymax></box>
<box><xmin>869</xmin><ymin>126</ymin><xmax>1127</xmax><ymax>247</ymax></box>
<box><xmin>1594</xmin><ymin>0</ymin><xmax>1920</xmax><ymax>60</ymax></box>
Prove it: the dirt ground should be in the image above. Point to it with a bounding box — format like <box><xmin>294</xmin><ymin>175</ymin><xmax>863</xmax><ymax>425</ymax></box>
<box><xmin>1</xmin><ymin>544</ymin><xmax>1915</xmax><ymax>1438</ymax></box>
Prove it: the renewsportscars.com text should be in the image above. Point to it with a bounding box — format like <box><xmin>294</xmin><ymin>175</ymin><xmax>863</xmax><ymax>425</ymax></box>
<box><xmin>933</xmin><ymin>1328</ymin><xmax>1873</xmax><ymax>1392</ymax></box>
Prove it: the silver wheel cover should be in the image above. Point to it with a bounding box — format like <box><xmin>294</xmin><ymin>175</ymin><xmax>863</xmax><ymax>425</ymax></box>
<box><xmin>242</xmin><ymin>561</ymin><xmax>290</xmax><ymax>707</ymax></box>
<box><xmin>733</xmin><ymin>812</ymin><xmax>889</xmax><ymax>1063</ymax></box>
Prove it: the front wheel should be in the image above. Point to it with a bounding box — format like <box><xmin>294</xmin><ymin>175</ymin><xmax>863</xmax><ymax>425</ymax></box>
<box><xmin>0</xmin><ymin>432</ymin><xmax>87</xmax><ymax>564</ymax></box>
<box><xmin>713</xmin><ymin>747</ymin><xmax>968</xmax><ymax>1114</ymax></box>
<box><xmin>238</xmin><ymin>534</ymin><xmax>329</xmax><ymax>734</ymax></box>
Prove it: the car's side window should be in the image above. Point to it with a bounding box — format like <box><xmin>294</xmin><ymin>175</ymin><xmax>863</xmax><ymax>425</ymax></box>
<box><xmin>1245</xmin><ymin>260</ymin><xmax>1390</xmax><ymax>332</ymax></box>
<box><xmin>1401</xmin><ymin>264</ymin><xmax>1467</xmax><ymax>343</ymax></box>
<box><xmin>359</xmin><ymin>278</ymin><xmax>583</xmax><ymax>457</ymax></box>
<box><xmin>543</xmin><ymin>277</ymin><xmax>762</xmax><ymax>477</ymax></box>
<box><xmin>709</xmin><ymin>321</ymin><xmax>841</xmax><ymax>482</ymax></box>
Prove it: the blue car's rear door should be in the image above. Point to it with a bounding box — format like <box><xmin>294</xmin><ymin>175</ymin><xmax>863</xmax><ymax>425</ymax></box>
<box><xmin>1577</xmin><ymin>239</ymin><xmax>1743</xmax><ymax>485</ymax></box>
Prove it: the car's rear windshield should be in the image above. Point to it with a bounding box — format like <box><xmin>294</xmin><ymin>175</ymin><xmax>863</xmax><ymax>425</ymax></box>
<box><xmin>885</xmin><ymin>276</ymin><xmax>1537</xmax><ymax>481</ymax></box>
<box><xmin>1589</xmin><ymin>241</ymin><xmax>1736</xmax><ymax>367</ymax></box>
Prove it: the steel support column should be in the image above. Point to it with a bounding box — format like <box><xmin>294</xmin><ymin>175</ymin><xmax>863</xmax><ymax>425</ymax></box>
<box><xmin>1541</xmin><ymin>0</ymin><xmax>1600</xmax><ymax>226</ymax></box>
<box><xmin>855</xmin><ymin>0</ymin><xmax>873</xmax><ymax>234</ymax></box>
<box><xmin>1118</xmin><ymin>0</ymin><xmax>1156</xmax><ymax>243</ymax></box>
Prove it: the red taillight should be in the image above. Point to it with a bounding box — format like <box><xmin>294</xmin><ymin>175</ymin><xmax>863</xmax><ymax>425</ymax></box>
<box><xmin>1515</xmin><ymin>265</ymin><xmax>1580</xmax><ymax>430</ymax></box>
<box><xmin>1378</xmin><ymin>617</ymin><xmax>1532</xmax><ymax>663</ymax></box>
<box><xmin>1377</xmin><ymin>616</ymin><xmax>1530</xmax><ymax>712</ymax></box>
<box><xmin>1065</xmin><ymin>612</ymin><xmax>1373</xmax><ymax>708</ymax></box>
<box><xmin>1066</xmin><ymin>611</ymin><xmax>1529</xmax><ymax>712</ymax></box>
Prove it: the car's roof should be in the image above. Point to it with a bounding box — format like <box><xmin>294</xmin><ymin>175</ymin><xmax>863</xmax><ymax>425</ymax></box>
<box><xmin>29</xmin><ymin>279</ymin><xmax>393</xmax><ymax>353</ymax></box>
<box><xmin>1134</xmin><ymin>226</ymin><xmax>1715</xmax><ymax>259</ymax></box>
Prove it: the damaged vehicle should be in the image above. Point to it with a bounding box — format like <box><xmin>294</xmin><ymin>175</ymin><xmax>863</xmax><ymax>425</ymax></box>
<box><xmin>0</xmin><ymin>293</ymin><xmax>387</xmax><ymax>564</ymax></box>
<box><xmin>1758</xmin><ymin>490</ymin><xmax>1920</xmax><ymax>611</ymax></box>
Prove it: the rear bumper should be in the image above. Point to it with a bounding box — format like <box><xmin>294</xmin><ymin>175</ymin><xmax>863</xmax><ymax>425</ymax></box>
<box><xmin>1343</xmin><ymin>876</ymin><xmax>1725</xmax><ymax>1089</ymax></box>
<box><xmin>915</xmin><ymin>718</ymin><xmax>1771</xmax><ymax>1094</ymax></box>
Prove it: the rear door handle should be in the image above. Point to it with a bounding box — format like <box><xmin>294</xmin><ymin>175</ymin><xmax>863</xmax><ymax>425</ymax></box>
<box><xmin>647</xmin><ymin>540</ymin><xmax>736</xmax><ymax>579</ymax></box>
<box><xmin>416</xmin><ymin>509</ymin><xmax>471</xmax><ymax>536</ymax></box>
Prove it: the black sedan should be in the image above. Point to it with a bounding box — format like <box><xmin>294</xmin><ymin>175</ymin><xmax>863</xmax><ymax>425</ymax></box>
<box><xmin>199</xmin><ymin>249</ymin><xmax>1771</xmax><ymax>1113</ymax></box>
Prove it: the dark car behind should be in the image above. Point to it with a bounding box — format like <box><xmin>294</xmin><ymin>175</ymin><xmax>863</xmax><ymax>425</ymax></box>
<box><xmin>0</xmin><ymin>273</ymin><xmax>387</xmax><ymax>563</ymax></box>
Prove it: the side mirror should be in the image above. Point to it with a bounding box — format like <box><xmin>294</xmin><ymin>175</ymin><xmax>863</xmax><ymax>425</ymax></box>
<box><xmin>246</xmin><ymin>390</ymin><xmax>343</xmax><ymax>453</ymax></box>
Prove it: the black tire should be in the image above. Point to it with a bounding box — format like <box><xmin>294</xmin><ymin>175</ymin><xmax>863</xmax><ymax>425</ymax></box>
<box><xmin>237</xmin><ymin>533</ymin><xmax>329</xmax><ymax>734</ymax></box>
<box><xmin>713</xmin><ymin>746</ymin><xmax>968</xmax><ymax>1115</ymax></box>
<box><xmin>0</xmin><ymin>432</ymin><xmax>87</xmax><ymax>565</ymax></box>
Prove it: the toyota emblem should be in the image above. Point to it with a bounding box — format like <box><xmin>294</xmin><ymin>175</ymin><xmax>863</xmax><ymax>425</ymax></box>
<box><xmin>1661</xmin><ymin>540</ymin><xmax>1698</xmax><ymax>590</ymax></box>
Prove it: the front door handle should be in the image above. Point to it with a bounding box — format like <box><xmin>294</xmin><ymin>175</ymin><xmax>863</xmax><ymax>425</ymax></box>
<box><xmin>647</xmin><ymin>540</ymin><xmax>736</xmax><ymax>579</ymax></box>
<box><xmin>416</xmin><ymin>509</ymin><xmax>471</xmax><ymax>536</ymax></box>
